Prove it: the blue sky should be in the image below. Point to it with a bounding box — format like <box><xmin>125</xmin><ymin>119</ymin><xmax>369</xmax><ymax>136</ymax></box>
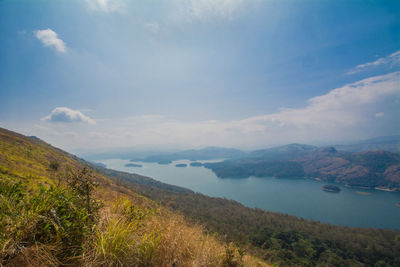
<box><xmin>0</xmin><ymin>0</ymin><xmax>399</xmax><ymax>153</ymax></box>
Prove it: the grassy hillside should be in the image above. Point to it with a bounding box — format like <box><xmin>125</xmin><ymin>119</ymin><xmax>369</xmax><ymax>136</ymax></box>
<box><xmin>0</xmin><ymin>128</ymin><xmax>83</xmax><ymax>185</ymax></box>
<box><xmin>0</xmin><ymin>127</ymin><xmax>267</xmax><ymax>267</ymax></box>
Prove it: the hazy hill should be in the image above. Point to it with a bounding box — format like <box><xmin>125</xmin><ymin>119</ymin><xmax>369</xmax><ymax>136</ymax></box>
<box><xmin>83</xmin><ymin>135</ymin><xmax>400</xmax><ymax>163</ymax></box>
<box><xmin>131</xmin><ymin>146</ymin><xmax>247</xmax><ymax>164</ymax></box>
<box><xmin>335</xmin><ymin>135</ymin><xmax>400</xmax><ymax>153</ymax></box>
<box><xmin>249</xmin><ymin>143</ymin><xmax>318</xmax><ymax>160</ymax></box>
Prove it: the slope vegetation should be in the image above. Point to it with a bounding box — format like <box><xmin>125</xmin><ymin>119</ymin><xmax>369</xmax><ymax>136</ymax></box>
<box><xmin>0</xmin><ymin>128</ymin><xmax>266</xmax><ymax>266</ymax></box>
<box><xmin>95</xmin><ymin>163</ymin><xmax>400</xmax><ymax>266</ymax></box>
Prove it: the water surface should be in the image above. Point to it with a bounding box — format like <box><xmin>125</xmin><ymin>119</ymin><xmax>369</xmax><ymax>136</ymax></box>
<box><xmin>100</xmin><ymin>159</ymin><xmax>400</xmax><ymax>229</ymax></box>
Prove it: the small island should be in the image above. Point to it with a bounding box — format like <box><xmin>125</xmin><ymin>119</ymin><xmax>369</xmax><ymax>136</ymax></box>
<box><xmin>175</xmin><ymin>163</ymin><xmax>187</xmax><ymax>168</ymax></box>
<box><xmin>190</xmin><ymin>162</ymin><xmax>203</xmax><ymax>167</ymax></box>
<box><xmin>157</xmin><ymin>160</ymin><xmax>172</xmax><ymax>165</ymax></box>
<box><xmin>124</xmin><ymin>163</ymin><xmax>143</xmax><ymax>168</ymax></box>
<box><xmin>321</xmin><ymin>185</ymin><xmax>341</xmax><ymax>193</ymax></box>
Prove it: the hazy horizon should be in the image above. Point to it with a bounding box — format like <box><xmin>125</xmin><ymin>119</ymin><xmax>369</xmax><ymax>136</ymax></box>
<box><xmin>1</xmin><ymin>0</ymin><xmax>399</xmax><ymax>153</ymax></box>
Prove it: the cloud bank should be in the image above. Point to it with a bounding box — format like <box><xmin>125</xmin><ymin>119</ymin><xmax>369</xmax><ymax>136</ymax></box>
<box><xmin>32</xmin><ymin>72</ymin><xmax>399</xmax><ymax>150</ymax></box>
<box><xmin>34</xmin><ymin>29</ymin><xmax>66</xmax><ymax>53</ymax></box>
<box><xmin>42</xmin><ymin>107</ymin><xmax>96</xmax><ymax>125</ymax></box>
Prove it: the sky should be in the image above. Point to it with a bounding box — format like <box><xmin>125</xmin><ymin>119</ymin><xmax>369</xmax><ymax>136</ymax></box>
<box><xmin>0</xmin><ymin>0</ymin><xmax>399</xmax><ymax>154</ymax></box>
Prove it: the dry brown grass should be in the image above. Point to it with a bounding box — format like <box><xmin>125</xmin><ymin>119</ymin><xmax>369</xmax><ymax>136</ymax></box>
<box><xmin>82</xmin><ymin>189</ymin><xmax>268</xmax><ymax>267</ymax></box>
<box><xmin>4</xmin><ymin>243</ymin><xmax>60</xmax><ymax>267</ymax></box>
<box><xmin>0</xmin><ymin>174</ymin><xmax>268</xmax><ymax>267</ymax></box>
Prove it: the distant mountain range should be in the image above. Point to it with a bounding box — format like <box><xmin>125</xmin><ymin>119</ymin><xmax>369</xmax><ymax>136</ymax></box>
<box><xmin>126</xmin><ymin>135</ymin><xmax>399</xmax><ymax>163</ymax></box>
<box><xmin>249</xmin><ymin>143</ymin><xmax>318</xmax><ymax>160</ymax></box>
<box><xmin>91</xmin><ymin>135</ymin><xmax>400</xmax><ymax>190</ymax></box>
<box><xmin>335</xmin><ymin>135</ymin><xmax>400</xmax><ymax>153</ymax></box>
<box><xmin>84</xmin><ymin>135</ymin><xmax>399</xmax><ymax>163</ymax></box>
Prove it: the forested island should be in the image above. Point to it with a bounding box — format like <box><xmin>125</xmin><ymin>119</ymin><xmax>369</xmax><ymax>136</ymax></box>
<box><xmin>124</xmin><ymin>163</ymin><xmax>143</xmax><ymax>167</ymax></box>
<box><xmin>130</xmin><ymin>147</ymin><xmax>245</xmax><ymax>164</ymax></box>
<box><xmin>175</xmin><ymin>163</ymin><xmax>187</xmax><ymax>167</ymax></box>
<box><xmin>321</xmin><ymin>185</ymin><xmax>341</xmax><ymax>192</ymax></box>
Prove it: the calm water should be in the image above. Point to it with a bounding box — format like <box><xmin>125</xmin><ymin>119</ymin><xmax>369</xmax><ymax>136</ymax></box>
<box><xmin>100</xmin><ymin>159</ymin><xmax>400</xmax><ymax>230</ymax></box>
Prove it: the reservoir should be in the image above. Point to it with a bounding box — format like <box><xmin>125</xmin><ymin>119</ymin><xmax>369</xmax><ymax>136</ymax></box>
<box><xmin>99</xmin><ymin>158</ymin><xmax>400</xmax><ymax>230</ymax></box>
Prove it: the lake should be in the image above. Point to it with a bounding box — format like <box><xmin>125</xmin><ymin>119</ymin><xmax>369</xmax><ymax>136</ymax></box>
<box><xmin>99</xmin><ymin>158</ymin><xmax>400</xmax><ymax>230</ymax></box>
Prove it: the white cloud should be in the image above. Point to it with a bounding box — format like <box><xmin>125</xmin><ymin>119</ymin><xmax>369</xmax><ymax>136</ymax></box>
<box><xmin>34</xmin><ymin>28</ymin><xmax>66</xmax><ymax>53</ymax></box>
<box><xmin>29</xmin><ymin>72</ymin><xmax>400</xmax><ymax>150</ymax></box>
<box><xmin>256</xmin><ymin>71</ymin><xmax>400</xmax><ymax>128</ymax></box>
<box><xmin>85</xmin><ymin>0</ymin><xmax>126</xmax><ymax>13</ymax></box>
<box><xmin>347</xmin><ymin>50</ymin><xmax>400</xmax><ymax>75</ymax></box>
<box><xmin>42</xmin><ymin>107</ymin><xmax>96</xmax><ymax>125</ymax></box>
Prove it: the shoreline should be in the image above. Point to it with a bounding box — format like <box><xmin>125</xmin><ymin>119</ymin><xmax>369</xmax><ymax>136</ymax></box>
<box><xmin>307</xmin><ymin>177</ymin><xmax>399</xmax><ymax>193</ymax></box>
<box><xmin>375</xmin><ymin>187</ymin><xmax>398</xmax><ymax>192</ymax></box>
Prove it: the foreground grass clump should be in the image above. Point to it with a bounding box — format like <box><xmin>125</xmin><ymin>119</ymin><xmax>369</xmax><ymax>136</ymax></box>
<box><xmin>0</xmin><ymin>168</ymin><xmax>100</xmax><ymax>265</ymax></box>
<box><xmin>0</xmin><ymin>171</ymin><xmax>266</xmax><ymax>266</ymax></box>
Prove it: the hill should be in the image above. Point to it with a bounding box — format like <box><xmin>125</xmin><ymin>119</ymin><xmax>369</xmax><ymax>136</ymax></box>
<box><xmin>0</xmin><ymin>127</ymin><xmax>265</xmax><ymax>266</ymax></box>
<box><xmin>249</xmin><ymin>143</ymin><xmax>318</xmax><ymax>160</ymax></box>
<box><xmin>130</xmin><ymin>146</ymin><xmax>247</xmax><ymax>164</ymax></box>
<box><xmin>204</xmin><ymin>147</ymin><xmax>400</xmax><ymax>190</ymax></box>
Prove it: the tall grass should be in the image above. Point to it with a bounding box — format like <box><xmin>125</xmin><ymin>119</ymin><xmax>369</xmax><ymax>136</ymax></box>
<box><xmin>0</xmin><ymin>173</ymin><xmax>267</xmax><ymax>266</ymax></box>
<box><xmin>84</xmin><ymin>195</ymin><xmax>267</xmax><ymax>266</ymax></box>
